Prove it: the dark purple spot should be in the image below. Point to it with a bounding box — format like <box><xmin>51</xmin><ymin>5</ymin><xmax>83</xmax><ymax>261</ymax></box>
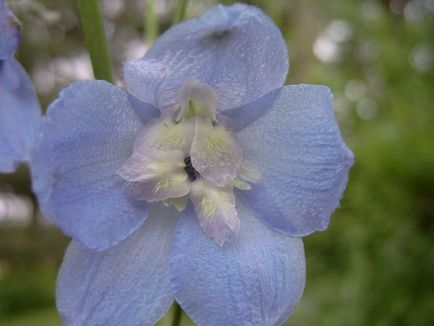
<box><xmin>184</xmin><ymin>156</ymin><xmax>200</xmax><ymax>181</ymax></box>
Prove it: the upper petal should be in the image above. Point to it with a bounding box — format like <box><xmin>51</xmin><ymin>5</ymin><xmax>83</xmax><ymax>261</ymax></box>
<box><xmin>0</xmin><ymin>59</ymin><xmax>40</xmax><ymax>172</ymax></box>
<box><xmin>124</xmin><ymin>3</ymin><xmax>288</xmax><ymax>113</ymax></box>
<box><xmin>31</xmin><ymin>80</ymin><xmax>148</xmax><ymax>251</ymax></box>
<box><xmin>170</xmin><ymin>202</ymin><xmax>305</xmax><ymax>326</ymax></box>
<box><xmin>57</xmin><ymin>204</ymin><xmax>177</xmax><ymax>326</ymax></box>
<box><xmin>236</xmin><ymin>85</ymin><xmax>354</xmax><ymax>237</ymax></box>
<box><xmin>0</xmin><ymin>0</ymin><xmax>21</xmax><ymax>59</ymax></box>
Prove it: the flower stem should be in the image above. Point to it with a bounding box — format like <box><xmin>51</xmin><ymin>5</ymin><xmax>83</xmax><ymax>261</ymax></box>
<box><xmin>171</xmin><ymin>302</ymin><xmax>183</xmax><ymax>326</ymax></box>
<box><xmin>173</xmin><ymin>0</ymin><xmax>189</xmax><ymax>24</ymax></box>
<box><xmin>145</xmin><ymin>0</ymin><xmax>158</xmax><ymax>44</ymax></box>
<box><xmin>77</xmin><ymin>0</ymin><xmax>113</xmax><ymax>82</ymax></box>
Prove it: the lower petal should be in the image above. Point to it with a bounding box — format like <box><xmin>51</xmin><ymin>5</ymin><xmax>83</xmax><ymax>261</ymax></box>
<box><xmin>57</xmin><ymin>204</ymin><xmax>177</xmax><ymax>326</ymax></box>
<box><xmin>170</xmin><ymin>202</ymin><xmax>306</xmax><ymax>326</ymax></box>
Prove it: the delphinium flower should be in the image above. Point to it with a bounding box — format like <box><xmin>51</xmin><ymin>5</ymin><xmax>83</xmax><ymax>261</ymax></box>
<box><xmin>31</xmin><ymin>3</ymin><xmax>354</xmax><ymax>326</ymax></box>
<box><xmin>0</xmin><ymin>0</ymin><xmax>40</xmax><ymax>172</ymax></box>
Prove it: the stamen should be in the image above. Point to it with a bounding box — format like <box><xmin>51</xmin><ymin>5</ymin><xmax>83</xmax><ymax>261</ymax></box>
<box><xmin>184</xmin><ymin>156</ymin><xmax>200</xmax><ymax>181</ymax></box>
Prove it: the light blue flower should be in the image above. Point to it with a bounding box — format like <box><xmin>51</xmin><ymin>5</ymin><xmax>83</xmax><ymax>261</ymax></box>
<box><xmin>0</xmin><ymin>0</ymin><xmax>40</xmax><ymax>172</ymax></box>
<box><xmin>31</xmin><ymin>3</ymin><xmax>353</xmax><ymax>326</ymax></box>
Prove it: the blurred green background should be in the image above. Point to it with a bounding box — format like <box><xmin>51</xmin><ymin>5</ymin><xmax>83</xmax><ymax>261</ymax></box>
<box><xmin>1</xmin><ymin>0</ymin><xmax>433</xmax><ymax>325</ymax></box>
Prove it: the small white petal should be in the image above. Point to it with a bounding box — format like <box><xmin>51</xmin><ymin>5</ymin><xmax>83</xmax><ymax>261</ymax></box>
<box><xmin>238</xmin><ymin>160</ymin><xmax>261</xmax><ymax>183</ymax></box>
<box><xmin>233</xmin><ymin>178</ymin><xmax>252</xmax><ymax>190</ymax></box>
<box><xmin>133</xmin><ymin>118</ymin><xmax>195</xmax><ymax>154</ymax></box>
<box><xmin>190</xmin><ymin>179</ymin><xmax>239</xmax><ymax>245</ymax></box>
<box><xmin>176</xmin><ymin>79</ymin><xmax>218</xmax><ymax>122</ymax></box>
<box><xmin>118</xmin><ymin>150</ymin><xmax>191</xmax><ymax>202</ymax></box>
<box><xmin>163</xmin><ymin>196</ymin><xmax>189</xmax><ymax>212</ymax></box>
<box><xmin>117</xmin><ymin>150</ymin><xmax>184</xmax><ymax>182</ymax></box>
<box><xmin>191</xmin><ymin>118</ymin><xmax>242</xmax><ymax>187</ymax></box>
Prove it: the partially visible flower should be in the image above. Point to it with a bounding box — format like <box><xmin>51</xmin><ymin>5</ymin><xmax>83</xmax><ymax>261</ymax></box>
<box><xmin>31</xmin><ymin>3</ymin><xmax>353</xmax><ymax>326</ymax></box>
<box><xmin>0</xmin><ymin>0</ymin><xmax>40</xmax><ymax>172</ymax></box>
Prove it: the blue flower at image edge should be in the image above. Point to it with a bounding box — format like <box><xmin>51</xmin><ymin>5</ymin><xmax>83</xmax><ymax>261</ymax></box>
<box><xmin>0</xmin><ymin>0</ymin><xmax>40</xmax><ymax>172</ymax></box>
<box><xmin>31</xmin><ymin>4</ymin><xmax>354</xmax><ymax>326</ymax></box>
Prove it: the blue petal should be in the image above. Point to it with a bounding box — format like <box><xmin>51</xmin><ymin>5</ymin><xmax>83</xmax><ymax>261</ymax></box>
<box><xmin>223</xmin><ymin>87</ymin><xmax>282</xmax><ymax>131</ymax></box>
<box><xmin>0</xmin><ymin>0</ymin><xmax>21</xmax><ymax>59</ymax></box>
<box><xmin>170</xmin><ymin>203</ymin><xmax>305</xmax><ymax>326</ymax></box>
<box><xmin>236</xmin><ymin>85</ymin><xmax>354</xmax><ymax>237</ymax></box>
<box><xmin>124</xmin><ymin>3</ymin><xmax>288</xmax><ymax>113</ymax></box>
<box><xmin>57</xmin><ymin>204</ymin><xmax>177</xmax><ymax>326</ymax></box>
<box><xmin>127</xmin><ymin>94</ymin><xmax>160</xmax><ymax>123</ymax></box>
<box><xmin>31</xmin><ymin>80</ymin><xmax>148</xmax><ymax>251</ymax></box>
<box><xmin>0</xmin><ymin>59</ymin><xmax>40</xmax><ymax>172</ymax></box>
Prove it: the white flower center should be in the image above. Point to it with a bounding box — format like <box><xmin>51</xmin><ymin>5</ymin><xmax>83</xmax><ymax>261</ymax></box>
<box><xmin>118</xmin><ymin>79</ymin><xmax>260</xmax><ymax>245</ymax></box>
